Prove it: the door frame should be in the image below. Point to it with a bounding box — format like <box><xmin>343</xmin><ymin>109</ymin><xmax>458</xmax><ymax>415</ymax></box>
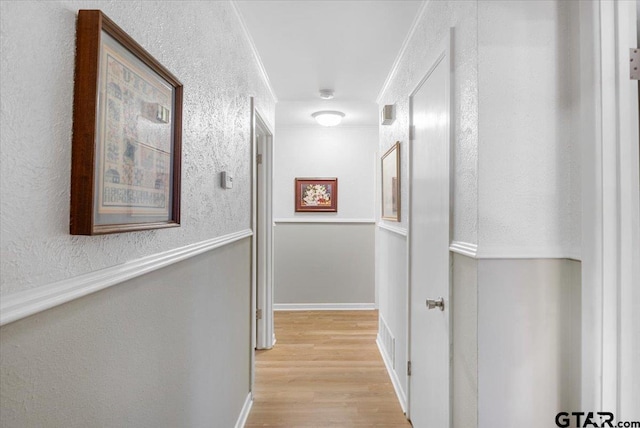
<box><xmin>579</xmin><ymin>0</ymin><xmax>640</xmax><ymax>416</ymax></box>
<box><xmin>250</xmin><ymin>98</ymin><xmax>275</xmax><ymax>391</ymax></box>
<box><xmin>406</xmin><ymin>28</ymin><xmax>454</xmax><ymax>424</ymax></box>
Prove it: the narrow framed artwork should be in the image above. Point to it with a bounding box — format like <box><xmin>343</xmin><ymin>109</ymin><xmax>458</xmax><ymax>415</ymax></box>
<box><xmin>381</xmin><ymin>141</ymin><xmax>400</xmax><ymax>221</ymax></box>
<box><xmin>295</xmin><ymin>178</ymin><xmax>338</xmax><ymax>212</ymax></box>
<box><xmin>70</xmin><ymin>10</ymin><xmax>183</xmax><ymax>235</ymax></box>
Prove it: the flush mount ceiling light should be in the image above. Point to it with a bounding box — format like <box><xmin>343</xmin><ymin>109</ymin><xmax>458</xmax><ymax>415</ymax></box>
<box><xmin>312</xmin><ymin>110</ymin><xmax>345</xmax><ymax>127</ymax></box>
<box><xmin>319</xmin><ymin>89</ymin><xmax>334</xmax><ymax>100</ymax></box>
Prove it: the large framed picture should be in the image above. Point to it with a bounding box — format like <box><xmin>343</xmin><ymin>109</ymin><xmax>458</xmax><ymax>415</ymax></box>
<box><xmin>381</xmin><ymin>142</ymin><xmax>400</xmax><ymax>221</ymax></box>
<box><xmin>295</xmin><ymin>178</ymin><xmax>338</xmax><ymax>212</ymax></box>
<box><xmin>70</xmin><ymin>10</ymin><xmax>183</xmax><ymax>235</ymax></box>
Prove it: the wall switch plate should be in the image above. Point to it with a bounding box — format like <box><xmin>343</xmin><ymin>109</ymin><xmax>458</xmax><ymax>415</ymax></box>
<box><xmin>221</xmin><ymin>171</ymin><xmax>233</xmax><ymax>189</ymax></box>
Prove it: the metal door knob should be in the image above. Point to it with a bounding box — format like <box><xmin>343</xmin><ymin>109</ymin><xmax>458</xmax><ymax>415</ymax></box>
<box><xmin>426</xmin><ymin>297</ymin><xmax>445</xmax><ymax>311</ymax></box>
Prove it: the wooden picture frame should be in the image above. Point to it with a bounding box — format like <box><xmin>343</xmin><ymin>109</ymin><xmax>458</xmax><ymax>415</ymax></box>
<box><xmin>70</xmin><ymin>10</ymin><xmax>183</xmax><ymax>235</ymax></box>
<box><xmin>295</xmin><ymin>178</ymin><xmax>338</xmax><ymax>212</ymax></box>
<box><xmin>381</xmin><ymin>142</ymin><xmax>400</xmax><ymax>221</ymax></box>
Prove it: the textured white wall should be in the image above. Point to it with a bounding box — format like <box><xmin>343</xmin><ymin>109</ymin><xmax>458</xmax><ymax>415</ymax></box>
<box><xmin>477</xmin><ymin>0</ymin><xmax>581</xmax><ymax>256</ymax></box>
<box><xmin>0</xmin><ymin>1</ymin><xmax>274</xmax><ymax>426</ymax></box>
<box><xmin>378</xmin><ymin>1</ymin><xmax>478</xmax><ymax>243</ymax></box>
<box><xmin>0</xmin><ymin>0</ymin><xmax>275</xmax><ymax>297</ymax></box>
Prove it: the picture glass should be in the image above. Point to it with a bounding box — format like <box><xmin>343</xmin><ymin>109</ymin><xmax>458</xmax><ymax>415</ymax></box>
<box><xmin>93</xmin><ymin>31</ymin><xmax>176</xmax><ymax>226</ymax></box>
<box><xmin>381</xmin><ymin>142</ymin><xmax>400</xmax><ymax>221</ymax></box>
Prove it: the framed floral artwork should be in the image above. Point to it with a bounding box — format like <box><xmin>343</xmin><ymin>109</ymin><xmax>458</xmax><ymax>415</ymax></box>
<box><xmin>295</xmin><ymin>178</ymin><xmax>338</xmax><ymax>212</ymax></box>
<box><xmin>381</xmin><ymin>142</ymin><xmax>400</xmax><ymax>221</ymax></box>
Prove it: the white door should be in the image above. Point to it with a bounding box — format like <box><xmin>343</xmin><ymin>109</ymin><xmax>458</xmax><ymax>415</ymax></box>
<box><xmin>408</xmin><ymin>42</ymin><xmax>451</xmax><ymax>428</ymax></box>
<box><xmin>254</xmin><ymin>112</ymin><xmax>274</xmax><ymax>351</ymax></box>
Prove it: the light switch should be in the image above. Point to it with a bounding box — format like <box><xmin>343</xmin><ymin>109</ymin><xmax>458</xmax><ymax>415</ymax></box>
<box><xmin>221</xmin><ymin>171</ymin><xmax>233</xmax><ymax>189</ymax></box>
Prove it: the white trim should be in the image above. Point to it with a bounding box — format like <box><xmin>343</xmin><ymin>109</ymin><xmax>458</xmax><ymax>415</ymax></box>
<box><xmin>229</xmin><ymin>1</ymin><xmax>278</xmax><ymax>103</ymax></box>
<box><xmin>449</xmin><ymin>241</ymin><xmax>478</xmax><ymax>258</ymax></box>
<box><xmin>234</xmin><ymin>392</ymin><xmax>253</xmax><ymax>428</ymax></box>
<box><xmin>273</xmin><ymin>303</ymin><xmax>376</xmax><ymax>311</ymax></box>
<box><xmin>274</xmin><ymin>218</ymin><xmax>375</xmax><ymax>224</ymax></box>
<box><xmin>377</xmin><ymin>222</ymin><xmax>408</xmax><ymax>236</ymax></box>
<box><xmin>449</xmin><ymin>241</ymin><xmax>580</xmax><ymax>260</ymax></box>
<box><xmin>376</xmin><ymin>335</ymin><xmax>408</xmax><ymax>414</ymax></box>
<box><xmin>0</xmin><ymin>229</ymin><xmax>253</xmax><ymax>327</ymax></box>
<box><xmin>376</xmin><ymin>0</ymin><xmax>430</xmax><ymax>104</ymax></box>
<box><xmin>475</xmin><ymin>245</ymin><xmax>580</xmax><ymax>261</ymax></box>
<box><xmin>254</xmin><ymin>106</ymin><xmax>275</xmax><ymax>352</ymax></box>
<box><xmin>276</xmin><ymin>125</ymin><xmax>379</xmax><ymax>130</ymax></box>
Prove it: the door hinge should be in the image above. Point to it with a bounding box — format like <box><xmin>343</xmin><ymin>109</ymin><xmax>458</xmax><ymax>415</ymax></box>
<box><xmin>631</xmin><ymin>48</ymin><xmax>640</xmax><ymax>80</ymax></box>
<box><xmin>256</xmin><ymin>154</ymin><xmax>263</xmax><ymax>165</ymax></box>
<box><xmin>409</xmin><ymin>125</ymin><xmax>416</xmax><ymax>141</ymax></box>
<box><xmin>407</xmin><ymin>361</ymin><xmax>412</xmax><ymax>376</ymax></box>
<box><xmin>256</xmin><ymin>309</ymin><xmax>262</xmax><ymax>320</ymax></box>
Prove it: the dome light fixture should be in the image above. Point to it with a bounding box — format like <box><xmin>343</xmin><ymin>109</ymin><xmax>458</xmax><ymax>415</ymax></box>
<box><xmin>312</xmin><ymin>110</ymin><xmax>345</xmax><ymax>127</ymax></box>
<box><xmin>319</xmin><ymin>89</ymin><xmax>334</xmax><ymax>100</ymax></box>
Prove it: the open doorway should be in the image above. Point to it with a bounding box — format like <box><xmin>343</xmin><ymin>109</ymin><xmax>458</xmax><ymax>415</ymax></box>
<box><xmin>251</xmin><ymin>99</ymin><xmax>275</xmax><ymax>358</ymax></box>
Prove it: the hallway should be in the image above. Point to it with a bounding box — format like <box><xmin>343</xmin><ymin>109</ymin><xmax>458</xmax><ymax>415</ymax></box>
<box><xmin>1</xmin><ymin>2</ymin><xmax>639</xmax><ymax>427</ymax></box>
<box><xmin>246</xmin><ymin>311</ymin><xmax>410</xmax><ymax>427</ymax></box>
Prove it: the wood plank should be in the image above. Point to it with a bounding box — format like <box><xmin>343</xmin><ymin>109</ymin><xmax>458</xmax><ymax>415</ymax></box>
<box><xmin>245</xmin><ymin>310</ymin><xmax>410</xmax><ymax>427</ymax></box>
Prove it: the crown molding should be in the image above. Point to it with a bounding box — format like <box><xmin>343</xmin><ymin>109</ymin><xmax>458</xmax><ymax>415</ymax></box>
<box><xmin>229</xmin><ymin>0</ymin><xmax>278</xmax><ymax>103</ymax></box>
<box><xmin>376</xmin><ymin>0</ymin><xmax>430</xmax><ymax>104</ymax></box>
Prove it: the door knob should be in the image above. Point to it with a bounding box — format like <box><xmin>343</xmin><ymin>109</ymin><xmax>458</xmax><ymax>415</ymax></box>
<box><xmin>426</xmin><ymin>297</ymin><xmax>445</xmax><ymax>311</ymax></box>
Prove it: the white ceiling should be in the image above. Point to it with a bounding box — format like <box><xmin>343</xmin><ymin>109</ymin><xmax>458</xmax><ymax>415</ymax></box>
<box><xmin>235</xmin><ymin>0</ymin><xmax>423</xmax><ymax>127</ymax></box>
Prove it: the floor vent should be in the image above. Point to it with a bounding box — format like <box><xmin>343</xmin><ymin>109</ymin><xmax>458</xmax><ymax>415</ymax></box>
<box><xmin>378</xmin><ymin>315</ymin><xmax>396</xmax><ymax>369</ymax></box>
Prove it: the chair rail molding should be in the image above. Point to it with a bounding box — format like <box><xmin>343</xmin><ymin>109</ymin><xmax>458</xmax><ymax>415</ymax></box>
<box><xmin>0</xmin><ymin>229</ymin><xmax>253</xmax><ymax>326</ymax></box>
<box><xmin>377</xmin><ymin>222</ymin><xmax>408</xmax><ymax>237</ymax></box>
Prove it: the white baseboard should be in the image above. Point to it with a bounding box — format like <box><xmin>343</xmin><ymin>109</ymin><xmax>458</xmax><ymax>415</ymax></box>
<box><xmin>273</xmin><ymin>303</ymin><xmax>377</xmax><ymax>311</ymax></box>
<box><xmin>376</xmin><ymin>335</ymin><xmax>408</xmax><ymax>414</ymax></box>
<box><xmin>234</xmin><ymin>392</ymin><xmax>253</xmax><ymax>428</ymax></box>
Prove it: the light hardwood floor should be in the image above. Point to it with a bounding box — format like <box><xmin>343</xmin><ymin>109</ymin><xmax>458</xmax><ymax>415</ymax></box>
<box><xmin>245</xmin><ymin>310</ymin><xmax>411</xmax><ymax>427</ymax></box>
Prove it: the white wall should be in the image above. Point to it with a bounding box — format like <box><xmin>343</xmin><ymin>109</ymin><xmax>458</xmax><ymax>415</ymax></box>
<box><xmin>274</xmin><ymin>126</ymin><xmax>378</xmax><ymax>221</ymax></box>
<box><xmin>452</xmin><ymin>254</ymin><xmax>478</xmax><ymax>428</ymax></box>
<box><xmin>274</xmin><ymin>223</ymin><xmax>375</xmax><ymax>305</ymax></box>
<box><xmin>0</xmin><ymin>1</ymin><xmax>275</xmax><ymax>425</ymax></box>
<box><xmin>375</xmin><ymin>1</ymin><xmax>583</xmax><ymax>425</ymax></box>
<box><xmin>375</xmin><ymin>227</ymin><xmax>408</xmax><ymax>401</ymax></box>
<box><xmin>477</xmin><ymin>0</ymin><xmax>581</xmax><ymax>258</ymax></box>
<box><xmin>273</xmin><ymin>126</ymin><xmax>378</xmax><ymax>306</ymax></box>
<box><xmin>376</xmin><ymin>0</ymin><xmax>478</xmax><ymax>412</ymax></box>
<box><xmin>0</xmin><ymin>0</ymin><xmax>275</xmax><ymax>297</ymax></box>
<box><xmin>478</xmin><ymin>259</ymin><xmax>581</xmax><ymax>428</ymax></box>
<box><xmin>1</xmin><ymin>239</ymin><xmax>251</xmax><ymax>428</ymax></box>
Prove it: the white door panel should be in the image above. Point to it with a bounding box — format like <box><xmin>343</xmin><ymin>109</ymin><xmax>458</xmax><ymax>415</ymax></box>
<box><xmin>408</xmin><ymin>41</ymin><xmax>452</xmax><ymax>428</ymax></box>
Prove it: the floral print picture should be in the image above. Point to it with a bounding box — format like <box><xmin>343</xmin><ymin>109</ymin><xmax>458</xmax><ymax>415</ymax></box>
<box><xmin>295</xmin><ymin>178</ymin><xmax>338</xmax><ymax>212</ymax></box>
